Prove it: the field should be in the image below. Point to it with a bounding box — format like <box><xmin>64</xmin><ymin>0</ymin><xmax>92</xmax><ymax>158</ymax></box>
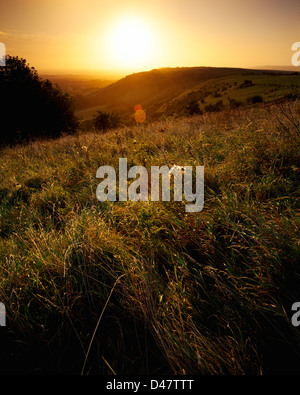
<box><xmin>0</xmin><ymin>97</ymin><xmax>299</xmax><ymax>375</ymax></box>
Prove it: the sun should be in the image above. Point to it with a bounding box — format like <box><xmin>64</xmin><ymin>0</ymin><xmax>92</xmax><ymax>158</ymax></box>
<box><xmin>107</xmin><ymin>16</ymin><xmax>155</xmax><ymax>70</ymax></box>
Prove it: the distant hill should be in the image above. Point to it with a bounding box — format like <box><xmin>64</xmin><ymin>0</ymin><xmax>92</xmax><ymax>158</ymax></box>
<box><xmin>254</xmin><ymin>65</ymin><xmax>300</xmax><ymax>72</ymax></box>
<box><xmin>74</xmin><ymin>66</ymin><xmax>300</xmax><ymax>123</ymax></box>
<box><xmin>40</xmin><ymin>75</ymin><xmax>117</xmax><ymax>96</ymax></box>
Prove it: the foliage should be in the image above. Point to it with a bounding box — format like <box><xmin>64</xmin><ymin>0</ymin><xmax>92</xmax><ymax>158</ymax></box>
<box><xmin>228</xmin><ymin>97</ymin><xmax>243</xmax><ymax>108</ymax></box>
<box><xmin>0</xmin><ymin>55</ymin><xmax>77</xmax><ymax>144</ymax></box>
<box><xmin>204</xmin><ymin>99</ymin><xmax>224</xmax><ymax>112</ymax></box>
<box><xmin>247</xmin><ymin>95</ymin><xmax>263</xmax><ymax>104</ymax></box>
<box><xmin>239</xmin><ymin>79</ymin><xmax>254</xmax><ymax>88</ymax></box>
<box><xmin>186</xmin><ymin>99</ymin><xmax>202</xmax><ymax>115</ymax></box>
<box><xmin>93</xmin><ymin>110</ymin><xmax>121</xmax><ymax>132</ymax></box>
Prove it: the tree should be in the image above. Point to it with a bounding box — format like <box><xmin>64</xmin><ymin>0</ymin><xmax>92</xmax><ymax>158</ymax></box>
<box><xmin>228</xmin><ymin>97</ymin><xmax>242</xmax><ymax>109</ymax></box>
<box><xmin>239</xmin><ymin>79</ymin><xmax>254</xmax><ymax>89</ymax></box>
<box><xmin>93</xmin><ymin>110</ymin><xmax>121</xmax><ymax>132</ymax></box>
<box><xmin>204</xmin><ymin>100</ymin><xmax>224</xmax><ymax>113</ymax></box>
<box><xmin>186</xmin><ymin>100</ymin><xmax>202</xmax><ymax>115</ymax></box>
<box><xmin>0</xmin><ymin>55</ymin><xmax>77</xmax><ymax>144</ymax></box>
<box><xmin>247</xmin><ymin>95</ymin><xmax>263</xmax><ymax>104</ymax></box>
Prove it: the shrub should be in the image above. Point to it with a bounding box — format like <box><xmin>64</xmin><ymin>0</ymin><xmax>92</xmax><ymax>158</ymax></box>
<box><xmin>186</xmin><ymin>100</ymin><xmax>202</xmax><ymax>115</ymax></box>
<box><xmin>228</xmin><ymin>97</ymin><xmax>243</xmax><ymax>108</ymax></box>
<box><xmin>205</xmin><ymin>100</ymin><xmax>224</xmax><ymax>113</ymax></box>
<box><xmin>247</xmin><ymin>95</ymin><xmax>263</xmax><ymax>104</ymax></box>
<box><xmin>93</xmin><ymin>110</ymin><xmax>121</xmax><ymax>132</ymax></box>
<box><xmin>0</xmin><ymin>55</ymin><xmax>77</xmax><ymax>144</ymax></box>
<box><xmin>239</xmin><ymin>79</ymin><xmax>254</xmax><ymax>88</ymax></box>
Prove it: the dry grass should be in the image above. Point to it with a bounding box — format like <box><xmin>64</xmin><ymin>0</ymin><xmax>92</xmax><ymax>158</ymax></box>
<box><xmin>0</xmin><ymin>101</ymin><xmax>299</xmax><ymax>374</ymax></box>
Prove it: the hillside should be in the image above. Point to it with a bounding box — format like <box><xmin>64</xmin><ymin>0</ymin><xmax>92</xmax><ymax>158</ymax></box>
<box><xmin>0</xmin><ymin>100</ymin><xmax>300</xmax><ymax>374</ymax></box>
<box><xmin>74</xmin><ymin>66</ymin><xmax>300</xmax><ymax>122</ymax></box>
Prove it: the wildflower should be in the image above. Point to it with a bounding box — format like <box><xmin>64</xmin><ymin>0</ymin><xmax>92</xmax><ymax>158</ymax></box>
<box><xmin>169</xmin><ymin>164</ymin><xmax>184</xmax><ymax>176</ymax></box>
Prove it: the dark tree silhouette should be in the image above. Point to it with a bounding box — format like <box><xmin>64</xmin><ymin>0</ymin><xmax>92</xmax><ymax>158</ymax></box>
<box><xmin>0</xmin><ymin>55</ymin><xmax>77</xmax><ymax>144</ymax></box>
<box><xmin>187</xmin><ymin>100</ymin><xmax>202</xmax><ymax>115</ymax></box>
<box><xmin>93</xmin><ymin>110</ymin><xmax>120</xmax><ymax>132</ymax></box>
<box><xmin>247</xmin><ymin>95</ymin><xmax>263</xmax><ymax>104</ymax></box>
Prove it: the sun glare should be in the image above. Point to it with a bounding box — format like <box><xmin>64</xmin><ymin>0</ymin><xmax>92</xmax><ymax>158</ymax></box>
<box><xmin>107</xmin><ymin>16</ymin><xmax>155</xmax><ymax>70</ymax></box>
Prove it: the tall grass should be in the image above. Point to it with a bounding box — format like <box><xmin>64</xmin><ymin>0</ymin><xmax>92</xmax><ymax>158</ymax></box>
<box><xmin>0</xmin><ymin>100</ymin><xmax>299</xmax><ymax>374</ymax></box>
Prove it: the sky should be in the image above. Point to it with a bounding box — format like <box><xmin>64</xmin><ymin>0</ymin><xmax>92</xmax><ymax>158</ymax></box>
<box><xmin>0</xmin><ymin>0</ymin><xmax>299</xmax><ymax>76</ymax></box>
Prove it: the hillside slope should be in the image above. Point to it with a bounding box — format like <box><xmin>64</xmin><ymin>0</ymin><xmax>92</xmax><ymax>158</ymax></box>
<box><xmin>74</xmin><ymin>66</ymin><xmax>300</xmax><ymax>122</ymax></box>
<box><xmin>0</xmin><ymin>102</ymin><xmax>300</xmax><ymax>374</ymax></box>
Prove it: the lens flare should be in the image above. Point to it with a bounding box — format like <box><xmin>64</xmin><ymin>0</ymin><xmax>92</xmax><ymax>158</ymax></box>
<box><xmin>134</xmin><ymin>104</ymin><xmax>146</xmax><ymax>123</ymax></box>
<box><xmin>134</xmin><ymin>104</ymin><xmax>143</xmax><ymax>112</ymax></box>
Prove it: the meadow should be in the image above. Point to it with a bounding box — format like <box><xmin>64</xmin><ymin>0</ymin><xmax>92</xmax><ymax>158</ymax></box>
<box><xmin>0</xmin><ymin>99</ymin><xmax>299</xmax><ymax>374</ymax></box>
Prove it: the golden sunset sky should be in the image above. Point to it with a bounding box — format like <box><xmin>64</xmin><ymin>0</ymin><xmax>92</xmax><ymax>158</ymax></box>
<box><xmin>0</xmin><ymin>0</ymin><xmax>299</xmax><ymax>75</ymax></box>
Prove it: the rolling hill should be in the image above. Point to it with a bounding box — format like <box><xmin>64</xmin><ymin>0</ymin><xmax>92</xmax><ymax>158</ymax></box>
<box><xmin>74</xmin><ymin>66</ymin><xmax>300</xmax><ymax>123</ymax></box>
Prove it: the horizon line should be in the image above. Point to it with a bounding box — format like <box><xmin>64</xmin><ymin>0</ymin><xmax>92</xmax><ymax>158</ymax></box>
<box><xmin>36</xmin><ymin>64</ymin><xmax>300</xmax><ymax>77</ymax></box>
